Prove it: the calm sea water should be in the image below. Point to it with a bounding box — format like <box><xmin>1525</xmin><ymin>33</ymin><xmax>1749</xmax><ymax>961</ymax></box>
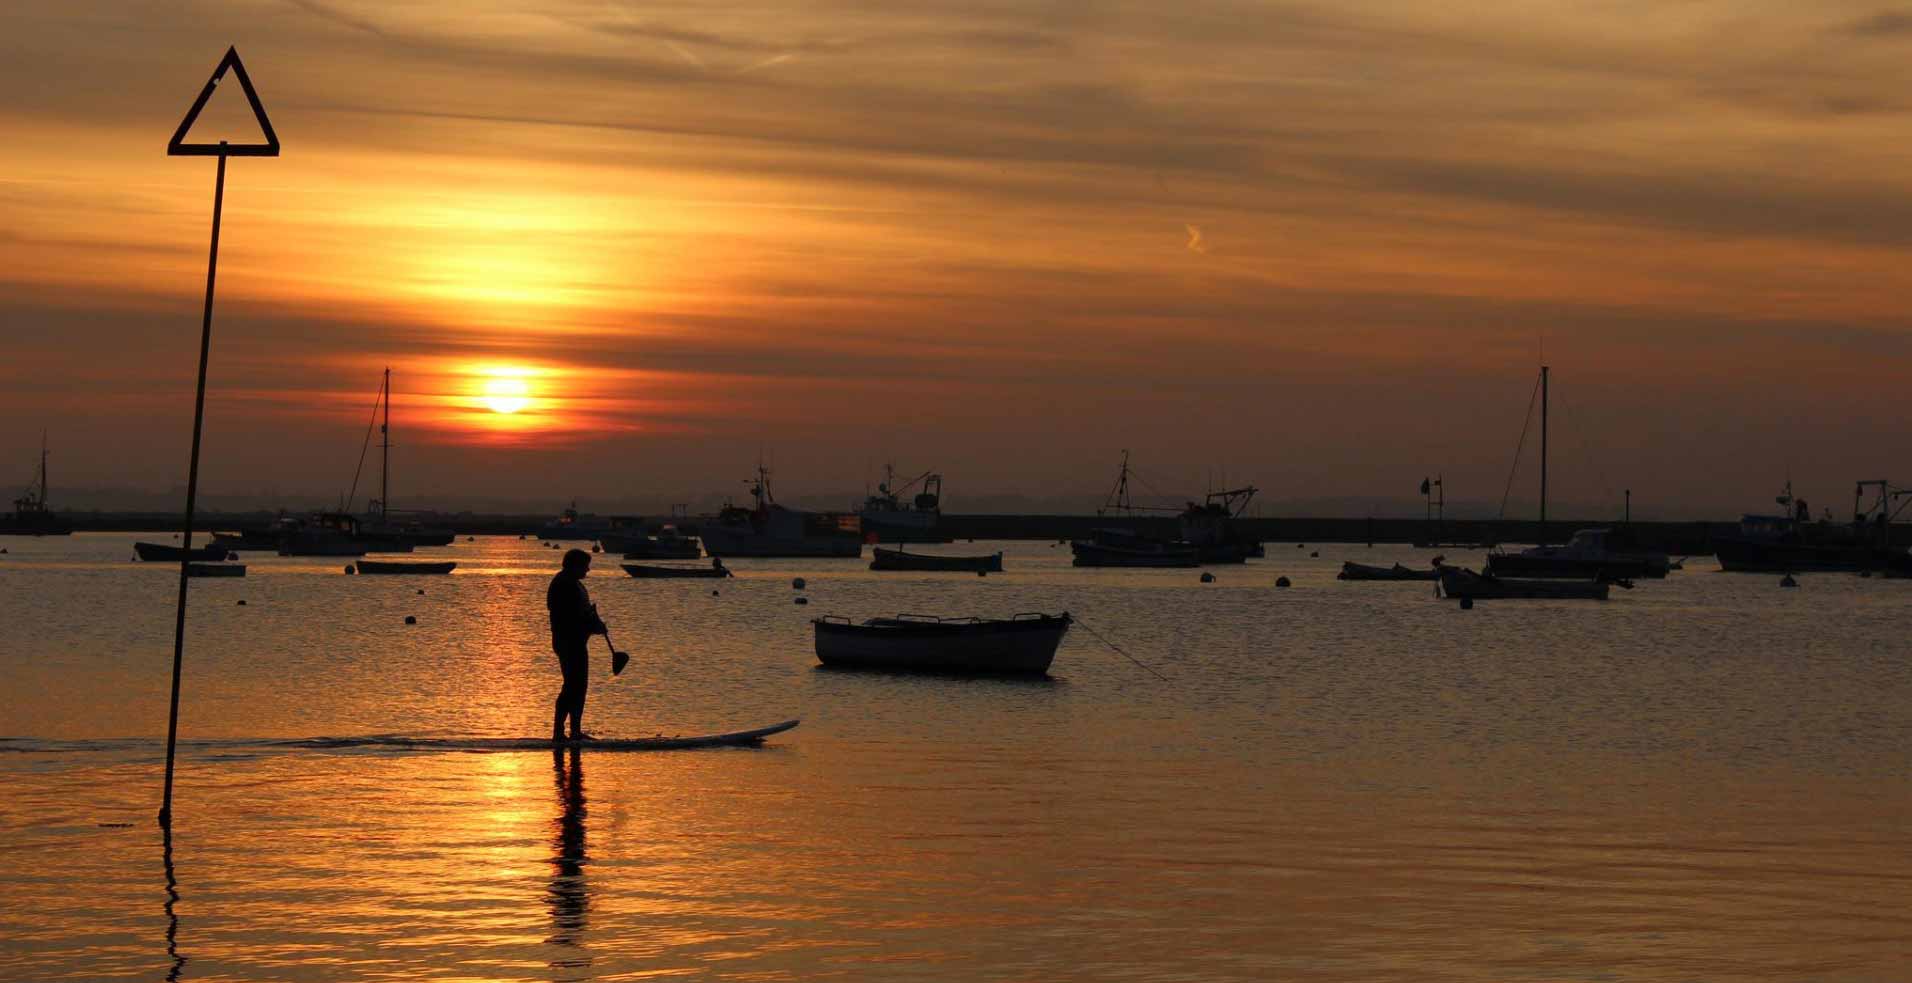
<box><xmin>2</xmin><ymin>533</ymin><xmax>1908</xmax><ymax>981</ymax></box>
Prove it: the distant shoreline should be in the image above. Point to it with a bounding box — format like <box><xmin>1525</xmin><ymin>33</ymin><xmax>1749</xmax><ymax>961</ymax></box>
<box><xmin>21</xmin><ymin>513</ymin><xmax>1898</xmax><ymax>555</ymax></box>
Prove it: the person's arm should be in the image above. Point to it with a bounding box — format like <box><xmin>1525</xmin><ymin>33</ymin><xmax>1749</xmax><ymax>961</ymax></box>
<box><xmin>582</xmin><ymin>585</ymin><xmax>608</xmax><ymax>635</ymax></box>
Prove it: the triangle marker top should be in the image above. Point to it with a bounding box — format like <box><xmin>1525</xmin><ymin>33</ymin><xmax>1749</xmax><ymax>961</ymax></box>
<box><xmin>168</xmin><ymin>46</ymin><xmax>280</xmax><ymax>157</ymax></box>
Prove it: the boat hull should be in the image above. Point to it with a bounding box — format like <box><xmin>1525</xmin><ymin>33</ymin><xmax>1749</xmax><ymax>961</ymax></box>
<box><xmin>1070</xmin><ymin>542</ymin><xmax>1200</xmax><ymax>568</ymax></box>
<box><xmin>0</xmin><ymin>516</ymin><xmax>73</xmax><ymax>536</ymax></box>
<box><xmin>622</xmin><ymin>563</ymin><xmax>731</xmax><ymax>579</ymax></box>
<box><xmin>1713</xmin><ymin>537</ymin><xmax>1912</xmax><ymax>573</ymax></box>
<box><xmin>814</xmin><ymin>614</ymin><xmax>1070</xmax><ymax>675</ymax></box>
<box><xmin>1485</xmin><ymin>553</ymin><xmax>1669</xmax><ymax>579</ymax></box>
<box><xmin>186</xmin><ymin>562</ymin><xmax>246</xmax><ymax>577</ymax></box>
<box><xmin>700</xmin><ymin>527</ymin><xmax>862</xmax><ymax>558</ymax></box>
<box><xmin>870</xmin><ymin>548</ymin><xmax>1003</xmax><ymax>572</ymax></box>
<box><xmin>355</xmin><ymin>560</ymin><xmax>457</xmax><ymax>575</ymax></box>
<box><xmin>1437</xmin><ymin>567</ymin><xmax>1609</xmax><ymax>600</ymax></box>
<box><xmin>1338</xmin><ymin>561</ymin><xmax>1439</xmax><ymax>581</ymax></box>
<box><xmin>135</xmin><ymin>542</ymin><xmax>233</xmax><ymax>562</ymax></box>
<box><xmin>602</xmin><ymin>533</ymin><xmax>703</xmax><ymax>559</ymax></box>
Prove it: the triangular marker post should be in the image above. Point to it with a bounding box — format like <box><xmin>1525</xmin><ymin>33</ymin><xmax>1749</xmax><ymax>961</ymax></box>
<box><xmin>159</xmin><ymin>47</ymin><xmax>280</xmax><ymax>828</ymax></box>
<box><xmin>167</xmin><ymin>46</ymin><xmax>280</xmax><ymax>157</ymax></box>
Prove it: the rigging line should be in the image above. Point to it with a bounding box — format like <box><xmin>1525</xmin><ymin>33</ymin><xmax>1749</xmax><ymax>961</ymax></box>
<box><xmin>1498</xmin><ymin>372</ymin><xmax>1543</xmax><ymax>521</ymax></box>
<box><xmin>342</xmin><ymin>378</ymin><xmax>384</xmax><ymax>514</ymax></box>
<box><xmin>1070</xmin><ymin>614</ymin><xmax>1170</xmax><ymax>681</ymax></box>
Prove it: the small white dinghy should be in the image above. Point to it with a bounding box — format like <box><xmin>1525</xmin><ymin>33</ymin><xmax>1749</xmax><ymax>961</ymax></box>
<box><xmin>813</xmin><ymin>613</ymin><xmax>1071</xmax><ymax>675</ymax></box>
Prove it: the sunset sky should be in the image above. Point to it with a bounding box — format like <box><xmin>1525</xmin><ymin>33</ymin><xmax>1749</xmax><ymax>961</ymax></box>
<box><xmin>4</xmin><ymin>1</ymin><xmax>1911</xmax><ymax>517</ymax></box>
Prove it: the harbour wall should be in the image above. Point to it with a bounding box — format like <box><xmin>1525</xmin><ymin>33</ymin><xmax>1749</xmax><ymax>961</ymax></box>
<box><xmin>48</xmin><ymin>513</ymin><xmax>1912</xmax><ymax>553</ymax></box>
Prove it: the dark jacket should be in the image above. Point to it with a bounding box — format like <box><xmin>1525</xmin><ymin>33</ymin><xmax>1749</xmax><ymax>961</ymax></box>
<box><xmin>547</xmin><ymin>571</ymin><xmax>606</xmax><ymax>650</ymax></box>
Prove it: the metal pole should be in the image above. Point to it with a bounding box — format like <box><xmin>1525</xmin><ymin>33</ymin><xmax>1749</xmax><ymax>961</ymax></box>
<box><xmin>1539</xmin><ymin>365</ymin><xmax>1549</xmax><ymax>543</ymax></box>
<box><xmin>160</xmin><ymin>149</ymin><xmax>226</xmax><ymax>827</ymax></box>
<box><xmin>380</xmin><ymin>367</ymin><xmax>390</xmax><ymax>520</ymax></box>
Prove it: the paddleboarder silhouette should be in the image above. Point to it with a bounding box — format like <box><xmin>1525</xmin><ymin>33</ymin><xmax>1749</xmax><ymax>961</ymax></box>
<box><xmin>547</xmin><ymin>549</ymin><xmax>608</xmax><ymax>742</ymax></box>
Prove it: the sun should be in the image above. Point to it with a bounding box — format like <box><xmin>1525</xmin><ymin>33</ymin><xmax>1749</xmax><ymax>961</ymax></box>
<box><xmin>482</xmin><ymin>376</ymin><xmax>530</xmax><ymax>414</ymax></box>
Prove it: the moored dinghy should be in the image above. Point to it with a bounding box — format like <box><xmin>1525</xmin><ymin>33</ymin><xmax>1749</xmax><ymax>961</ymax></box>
<box><xmin>869</xmin><ymin>547</ymin><xmax>1003</xmax><ymax>572</ymax></box>
<box><xmin>1437</xmin><ymin>566</ymin><xmax>1610</xmax><ymax>600</ymax></box>
<box><xmin>1338</xmin><ymin>560</ymin><xmax>1439</xmax><ymax>581</ymax></box>
<box><xmin>185</xmin><ymin>562</ymin><xmax>246</xmax><ymax>577</ymax></box>
<box><xmin>135</xmin><ymin>541</ymin><xmax>233</xmax><ymax>562</ymax></box>
<box><xmin>354</xmin><ymin>559</ymin><xmax>457</xmax><ymax>575</ymax></box>
<box><xmin>623</xmin><ymin>560</ymin><xmax>731</xmax><ymax>579</ymax></box>
<box><xmin>813</xmin><ymin>612</ymin><xmax>1071</xmax><ymax>674</ymax></box>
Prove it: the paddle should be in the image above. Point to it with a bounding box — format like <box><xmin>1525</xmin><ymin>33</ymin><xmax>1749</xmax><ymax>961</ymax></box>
<box><xmin>602</xmin><ymin>628</ymin><xmax>630</xmax><ymax>676</ymax></box>
<box><xmin>587</xmin><ymin>601</ymin><xmax>630</xmax><ymax>675</ymax></box>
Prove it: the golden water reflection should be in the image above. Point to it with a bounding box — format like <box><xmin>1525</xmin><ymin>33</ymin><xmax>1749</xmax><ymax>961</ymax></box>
<box><xmin>547</xmin><ymin>748</ymin><xmax>590</xmax><ymax>980</ymax></box>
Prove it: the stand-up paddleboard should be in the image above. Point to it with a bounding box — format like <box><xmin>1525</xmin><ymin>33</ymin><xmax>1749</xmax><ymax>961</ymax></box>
<box><xmin>280</xmin><ymin>719</ymin><xmax>799</xmax><ymax>752</ymax></box>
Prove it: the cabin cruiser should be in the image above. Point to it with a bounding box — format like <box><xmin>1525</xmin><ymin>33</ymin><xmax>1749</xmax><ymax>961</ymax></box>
<box><xmin>1486</xmin><ymin>528</ymin><xmax>1670</xmax><ymax>579</ymax></box>
<box><xmin>698</xmin><ymin>465</ymin><xmax>863</xmax><ymax>558</ymax></box>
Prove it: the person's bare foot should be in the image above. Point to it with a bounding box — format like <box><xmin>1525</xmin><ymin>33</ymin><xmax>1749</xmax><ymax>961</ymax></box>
<box><xmin>569</xmin><ymin>732</ymin><xmax>594</xmax><ymax>742</ymax></box>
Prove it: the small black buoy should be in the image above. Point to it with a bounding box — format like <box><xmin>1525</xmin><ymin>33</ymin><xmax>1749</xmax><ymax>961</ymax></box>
<box><xmin>1200</xmin><ymin>572</ymin><xmax>1215</xmax><ymax>583</ymax></box>
<box><xmin>591</xmin><ymin>544</ymin><xmax>602</xmax><ymax>554</ymax></box>
<box><xmin>1310</xmin><ymin>551</ymin><xmax>1319</xmax><ymax>558</ymax></box>
<box><xmin>518</xmin><ymin>534</ymin><xmax>526</xmax><ymax>540</ymax></box>
<box><xmin>344</xmin><ymin>565</ymin><xmax>355</xmax><ymax>575</ymax></box>
<box><xmin>404</xmin><ymin>615</ymin><xmax>417</xmax><ymax>624</ymax></box>
<box><xmin>1275</xmin><ymin>576</ymin><xmax>1291</xmax><ymax>588</ymax></box>
<box><xmin>466</xmin><ymin>536</ymin><xmax>476</xmax><ymax>542</ymax></box>
<box><xmin>792</xmin><ymin>577</ymin><xmax>806</xmax><ymax>590</ymax></box>
<box><xmin>1295</xmin><ymin>543</ymin><xmax>1304</xmax><ymax>550</ymax></box>
<box><xmin>1460</xmin><ymin>597</ymin><xmax>1474</xmax><ymax>610</ymax></box>
<box><xmin>711</xmin><ymin>589</ymin><xmax>720</xmax><ymax>596</ymax></box>
<box><xmin>236</xmin><ymin>599</ymin><xmax>247</xmax><ymax>606</ymax></box>
<box><xmin>1780</xmin><ymin>574</ymin><xmax>1798</xmax><ymax>588</ymax></box>
<box><xmin>794</xmin><ymin>597</ymin><xmax>808</xmax><ymax>605</ymax></box>
<box><xmin>1859</xmin><ymin>570</ymin><xmax>1872</xmax><ymax>579</ymax></box>
<box><xmin>977</xmin><ymin>570</ymin><xmax>987</xmax><ymax>577</ymax></box>
<box><xmin>416</xmin><ymin>588</ymin><xmax>425</xmax><ymax>595</ymax></box>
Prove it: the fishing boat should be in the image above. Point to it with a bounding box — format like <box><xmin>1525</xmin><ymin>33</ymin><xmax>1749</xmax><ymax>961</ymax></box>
<box><xmin>539</xmin><ymin>501</ymin><xmax>614</xmax><ymax>542</ymax></box>
<box><xmin>1</xmin><ymin>435</ymin><xmax>73</xmax><ymax>536</ymax></box>
<box><xmin>1179</xmin><ymin>485</ymin><xmax>1264</xmax><ymax>562</ymax></box>
<box><xmin>185</xmin><ymin>562</ymin><xmax>246</xmax><ymax>578</ymax></box>
<box><xmin>355</xmin><ymin>559</ymin><xmax>457</xmax><ymax>575</ymax></box>
<box><xmin>279</xmin><ymin>513</ymin><xmax>378</xmax><ymax>556</ymax></box>
<box><xmin>1338</xmin><ymin>560</ymin><xmax>1438</xmax><ymax>581</ymax></box>
<box><xmin>870</xmin><ymin>547</ymin><xmax>1003</xmax><ymax>572</ymax></box>
<box><xmin>601</xmin><ymin>517</ymin><xmax>703</xmax><ymax>559</ymax></box>
<box><xmin>354</xmin><ymin>368</ymin><xmax>456</xmax><ymax>549</ymax></box>
<box><xmin>1713</xmin><ymin>480</ymin><xmax>1912</xmax><ymax>573</ymax></box>
<box><xmin>134</xmin><ymin>542</ymin><xmax>233</xmax><ymax>562</ymax></box>
<box><xmin>855</xmin><ymin>464</ymin><xmax>950</xmax><ymax>543</ymax></box>
<box><xmin>813</xmin><ymin>613</ymin><xmax>1071</xmax><ymax>675</ymax></box>
<box><xmin>1436</xmin><ymin>566</ymin><xmax>1610</xmax><ymax>600</ymax></box>
<box><xmin>698</xmin><ymin>464</ymin><xmax>863</xmax><ymax>558</ymax></box>
<box><xmin>1487</xmin><ymin>528</ymin><xmax>1670</xmax><ymax>580</ymax></box>
<box><xmin>1068</xmin><ymin>453</ymin><xmax>1211</xmax><ymax>567</ymax></box>
<box><xmin>622</xmin><ymin>561</ymin><xmax>732</xmax><ymax>579</ymax></box>
<box><xmin>1071</xmin><ymin>528</ymin><xmax>1200</xmax><ymax>567</ymax></box>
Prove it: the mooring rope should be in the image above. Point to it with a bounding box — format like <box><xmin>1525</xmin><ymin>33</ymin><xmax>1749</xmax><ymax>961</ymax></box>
<box><xmin>1070</xmin><ymin>615</ymin><xmax>1170</xmax><ymax>681</ymax></box>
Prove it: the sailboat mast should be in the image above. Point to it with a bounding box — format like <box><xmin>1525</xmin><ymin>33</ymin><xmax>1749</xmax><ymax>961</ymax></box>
<box><xmin>379</xmin><ymin>368</ymin><xmax>390</xmax><ymax>521</ymax></box>
<box><xmin>40</xmin><ymin>431</ymin><xmax>49</xmax><ymax>507</ymax></box>
<box><xmin>1539</xmin><ymin>365</ymin><xmax>1549</xmax><ymax>539</ymax></box>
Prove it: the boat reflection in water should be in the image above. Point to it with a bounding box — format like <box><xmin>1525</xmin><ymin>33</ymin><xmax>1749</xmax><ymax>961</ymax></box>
<box><xmin>547</xmin><ymin>747</ymin><xmax>591</xmax><ymax>981</ymax></box>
